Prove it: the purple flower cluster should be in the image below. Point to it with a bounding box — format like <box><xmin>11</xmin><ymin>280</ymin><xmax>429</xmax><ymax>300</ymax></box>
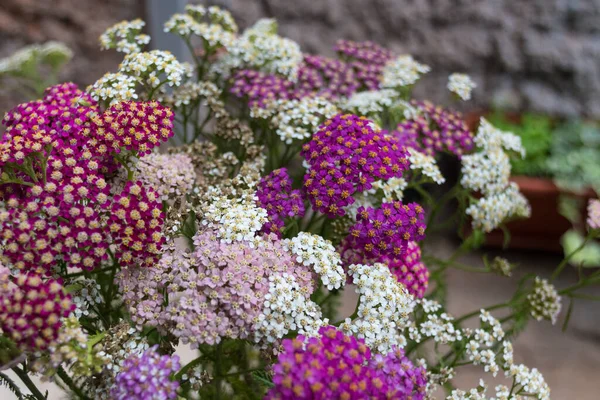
<box><xmin>230</xmin><ymin>69</ymin><xmax>296</xmax><ymax>108</ymax></box>
<box><xmin>301</xmin><ymin>114</ymin><xmax>410</xmax><ymax>217</ymax></box>
<box><xmin>266</xmin><ymin>326</ymin><xmax>426</xmax><ymax>400</ymax></box>
<box><xmin>335</xmin><ymin>40</ymin><xmax>394</xmax><ymax>90</ymax></box>
<box><xmin>386</xmin><ymin>241</ymin><xmax>429</xmax><ymax>298</ymax></box>
<box><xmin>343</xmin><ymin>202</ymin><xmax>426</xmax><ymax>262</ymax></box>
<box><xmin>256</xmin><ymin>168</ymin><xmax>305</xmax><ymax>237</ymax></box>
<box><xmin>112</xmin><ymin>345</ymin><xmax>180</xmax><ymax>400</ymax></box>
<box><xmin>297</xmin><ymin>54</ymin><xmax>359</xmax><ymax>100</ymax></box>
<box><xmin>395</xmin><ymin>100</ymin><xmax>474</xmax><ymax>157</ymax></box>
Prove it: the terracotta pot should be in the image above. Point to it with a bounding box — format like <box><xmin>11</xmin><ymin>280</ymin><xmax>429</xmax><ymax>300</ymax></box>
<box><xmin>464</xmin><ymin>111</ymin><xmax>596</xmax><ymax>252</ymax></box>
<box><xmin>484</xmin><ymin>176</ymin><xmax>595</xmax><ymax>252</ymax></box>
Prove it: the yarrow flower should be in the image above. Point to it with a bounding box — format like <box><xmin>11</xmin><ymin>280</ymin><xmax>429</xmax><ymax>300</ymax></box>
<box><xmin>283</xmin><ymin>232</ymin><xmax>345</xmax><ymax>290</ymax></box>
<box><xmin>130</xmin><ymin>152</ymin><xmax>196</xmax><ymax>202</ymax></box>
<box><xmin>587</xmin><ymin>199</ymin><xmax>600</xmax><ymax>230</ymax></box>
<box><xmin>341</xmin><ymin>263</ymin><xmax>416</xmax><ymax>353</ymax></box>
<box><xmin>395</xmin><ymin>100</ymin><xmax>474</xmax><ymax>157</ymax></box>
<box><xmin>407</xmin><ymin>148</ymin><xmax>445</xmax><ymax>185</ymax></box>
<box><xmin>297</xmin><ymin>54</ymin><xmax>359</xmax><ymax>100</ymax></box>
<box><xmin>266</xmin><ymin>326</ymin><xmax>426</xmax><ymax>400</ymax></box>
<box><xmin>447</xmin><ymin>73</ymin><xmax>476</xmax><ymax>101</ymax></box>
<box><xmin>527</xmin><ymin>277</ymin><xmax>562</xmax><ymax>324</ymax></box>
<box><xmin>109</xmin><ymin>181</ymin><xmax>165</xmax><ymax>266</ymax></box>
<box><xmin>335</xmin><ymin>40</ymin><xmax>394</xmax><ymax>90</ymax></box>
<box><xmin>112</xmin><ymin>345</ymin><xmax>180</xmax><ymax>400</ymax></box>
<box><xmin>0</xmin><ymin>268</ymin><xmax>74</xmax><ymax>351</ymax></box>
<box><xmin>343</xmin><ymin>201</ymin><xmax>426</xmax><ymax>263</ymax></box>
<box><xmin>252</xmin><ymin>97</ymin><xmax>338</xmax><ymax>144</ymax></box>
<box><xmin>381</xmin><ymin>55</ymin><xmax>431</xmax><ymax>88</ymax></box>
<box><xmin>301</xmin><ymin>114</ymin><xmax>410</xmax><ymax>217</ymax></box>
<box><xmin>386</xmin><ymin>241</ymin><xmax>430</xmax><ymax>299</ymax></box>
<box><xmin>100</xmin><ymin>19</ymin><xmax>150</xmax><ymax>54</ymax></box>
<box><xmin>256</xmin><ymin>168</ymin><xmax>305</xmax><ymax>236</ymax></box>
<box><xmin>465</xmin><ymin>183</ymin><xmax>530</xmax><ymax>233</ymax></box>
<box><xmin>342</xmin><ymin>89</ymin><xmax>398</xmax><ymax>116</ymax></box>
<box><xmin>230</xmin><ymin>69</ymin><xmax>296</xmax><ymax>108</ymax></box>
<box><xmin>164</xmin><ymin>5</ymin><xmax>237</xmax><ymax>50</ymax></box>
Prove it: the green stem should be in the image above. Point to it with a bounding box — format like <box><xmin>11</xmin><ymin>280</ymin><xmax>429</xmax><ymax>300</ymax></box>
<box><xmin>57</xmin><ymin>366</ymin><xmax>90</xmax><ymax>400</ymax></box>
<box><xmin>552</xmin><ymin>234</ymin><xmax>592</xmax><ymax>281</ymax></box>
<box><xmin>454</xmin><ymin>302</ymin><xmax>511</xmax><ymax>324</ymax></box>
<box><xmin>215</xmin><ymin>341</ymin><xmax>223</xmax><ymax>400</ymax></box>
<box><xmin>12</xmin><ymin>367</ymin><xmax>45</xmax><ymax>400</ymax></box>
<box><xmin>174</xmin><ymin>354</ymin><xmax>205</xmax><ymax>381</ymax></box>
<box><xmin>424</xmin><ymin>255</ymin><xmax>489</xmax><ymax>274</ymax></box>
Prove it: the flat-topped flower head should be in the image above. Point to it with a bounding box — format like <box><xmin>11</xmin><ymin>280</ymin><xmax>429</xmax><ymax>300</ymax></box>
<box><xmin>381</xmin><ymin>55</ymin><xmax>430</xmax><ymax>88</ymax></box>
<box><xmin>386</xmin><ymin>241</ymin><xmax>429</xmax><ymax>298</ymax></box>
<box><xmin>345</xmin><ymin>201</ymin><xmax>426</xmax><ymax>262</ymax></box>
<box><xmin>527</xmin><ymin>277</ymin><xmax>561</xmax><ymax>324</ymax></box>
<box><xmin>112</xmin><ymin>346</ymin><xmax>180</xmax><ymax>400</ymax></box>
<box><xmin>302</xmin><ymin>114</ymin><xmax>410</xmax><ymax>217</ymax></box>
<box><xmin>335</xmin><ymin>40</ymin><xmax>394</xmax><ymax>90</ymax></box>
<box><xmin>0</xmin><ymin>270</ymin><xmax>74</xmax><ymax>351</ymax></box>
<box><xmin>230</xmin><ymin>69</ymin><xmax>296</xmax><ymax>108</ymax></box>
<box><xmin>100</xmin><ymin>19</ymin><xmax>150</xmax><ymax>54</ymax></box>
<box><xmin>395</xmin><ymin>100</ymin><xmax>474</xmax><ymax>157</ymax></box>
<box><xmin>297</xmin><ymin>54</ymin><xmax>360</xmax><ymax>99</ymax></box>
<box><xmin>448</xmin><ymin>73</ymin><xmax>476</xmax><ymax>101</ymax></box>
<box><xmin>267</xmin><ymin>326</ymin><xmax>426</xmax><ymax>399</ymax></box>
<box><xmin>256</xmin><ymin>168</ymin><xmax>305</xmax><ymax>236</ymax></box>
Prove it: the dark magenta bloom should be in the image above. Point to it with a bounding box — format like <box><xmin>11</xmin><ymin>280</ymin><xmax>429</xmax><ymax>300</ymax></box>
<box><xmin>256</xmin><ymin>168</ymin><xmax>305</xmax><ymax>236</ymax></box>
<box><xmin>335</xmin><ymin>40</ymin><xmax>394</xmax><ymax>90</ymax></box>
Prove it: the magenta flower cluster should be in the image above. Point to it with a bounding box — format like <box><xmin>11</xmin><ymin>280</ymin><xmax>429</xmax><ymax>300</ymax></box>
<box><xmin>256</xmin><ymin>168</ymin><xmax>305</xmax><ymax>236</ymax></box>
<box><xmin>395</xmin><ymin>100</ymin><xmax>474</xmax><ymax>157</ymax></box>
<box><xmin>334</xmin><ymin>39</ymin><xmax>394</xmax><ymax>90</ymax></box>
<box><xmin>344</xmin><ymin>202</ymin><xmax>426</xmax><ymax>262</ymax></box>
<box><xmin>112</xmin><ymin>345</ymin><xmax>180</xmax><ymax>400</ymax></box>
<box><xmin>230</xmin><ymin>69</ymin><xmax>296</xmax><ymax>108</ymax></box>
<box><xmin>386</xmin><ymin>241</ymin><xmax>430</xmax><ymax>298</ymax></box>
<box><xmin>296</xmin><ymin>54</ymin><xmax>359</xmax><ymax>100</ymax></box>
<box><xmin>0</xmin><ymin>268</ymin><xmax>74</xmax><ymax>351</ymax></box>
<box><xmin>301</xmin><ymin>114</ymin><xmax>410</xmax><ymax>217</ymax></box>
<box><xmin>266</xmin><ymin>326</ymin><xmax>426</xmax><ymax>400</ymax></box>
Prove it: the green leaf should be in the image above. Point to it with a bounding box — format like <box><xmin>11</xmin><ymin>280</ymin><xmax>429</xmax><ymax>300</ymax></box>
<box><xmin>0</xmin><ymin>372</ymin><xmax>24</xmax><ymax>400</ymax></box>
<box><xmin>561</xmin><ymin>230</ymin><xmax>600</xmax><ymax>267</ymax></box>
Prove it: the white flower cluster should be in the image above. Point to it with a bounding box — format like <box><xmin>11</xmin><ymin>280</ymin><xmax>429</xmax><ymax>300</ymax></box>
<box><xmin>418</xmin><ymin>307</ymin><xmax>463</xmax><ymax>344</ymax></box>
<box><xmin>119</xmin><ymin>50</ymin><xmax>190</xmax><ymax>87</ymax></box>
<box><xmin>372</xmin><ymin>177</ymin><xmax>408</xmax><ymax>202</ymax></box>
<box><xmin>200</xmin><ymin>193</ymin><xmax>267</xmax><ymax>246</ymax></box>
<box><xmin>527</xmin><ymin>277</ymin><xmax>562</xmax><ymax>324</ymax></box>
<box><xmin>87</xmin><ymin>72</ymin><xmax>138</xmax><ymax>105</ymax></box>
<box><xmin>475</xmin><ymin>118</ymin><xmax>525</xmax><ymax>158</ymax></box>
<box><xmin>99</xmin><ymin>19</ymin><xmax>150</xmax><ymax>54</ymax></box>
<box><xmin>464</xmin><ymin>311</ymin><xmax>506</xmax><ymax>377</ymax></box>
<box><xmin>133</xmin><ymin>152</ymin><xmax>196</xmax><ymax>202</ymax></box>
<box><xmin>466</xmin><ymin>182</ymin><xmax>531</xmax><ymax>233</ymax></box>
<box><xmin>254</xmin><ymin>273</ymin><xmax>328</xmax><ymax>344</ymax></box>
<box><xmin>447</xmin><ymin>380</ymin><xmax>487</xmax><ymax>400</ymax></box>
<box><xmin>159</xmin><ymin>81</ymin><xmax>205</xmax><ymax>107</ymax></box>
<box><xmin>408</xmin><ymin>148</ymin><xmax>446</xmax><ymax>185</ymax></box>
<box><xmin>342</xmin><ymin>89</ymin><xmax>398</xmax><ymax>116</ymax></box>
<box><xmin>461</xmin><ymin>148</ymin><xmax>511</xmax><ymax>195</ymax></box>
<box><xmin>381</xmin><ymin>55</ymin><xmax>431</xmax><ymax>88</ymax></box>
<box><xmin>447</xmin><ymin>73</ymin><xmax>476</xmax><ymax>101</ymax></box>
<box><xmin>164</xmin><ymin>5</ymin><xmax>237</xmax><ymax>49</ymax></box>
<box><xmin>283</xmin><ymin>232</ymin><xmax>345</xmax><ymax>290</ymax></box>
<box><xmin>340</xmin><ymin>263</ymin><xmax>416</xmax><ymax>354</ymax></box>
<box><xmin>212</xmin><ymin>19</ymin><xmax>303</xmax><ymax>80</ymax></box>
<box><xmin>0</xmin><ymin>41</ymin><xmax>73</xmax><ymax>74</ymax></box>
<box><xmin>462</xmin><ymin>118</ymin><xmax>530</xmax><ymax>232</ymax></box>
<box><xmin>252</xmin><ymin>97</ymin><xmax>338</xmax><ymax>144</ymax></box>
<box><xmin>88</xmin><ymin>50</ymin><xmax>191</xmax><ymax>105</ymax></box>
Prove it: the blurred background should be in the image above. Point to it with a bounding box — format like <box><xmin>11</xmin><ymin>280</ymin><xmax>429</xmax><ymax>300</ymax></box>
<box><xmin>1</xmin><ymin>0</ymin><xmax>600</xmax><ymax>398</ymax></box>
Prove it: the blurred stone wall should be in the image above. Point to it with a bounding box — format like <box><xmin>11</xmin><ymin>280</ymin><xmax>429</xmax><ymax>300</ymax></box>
<box><xmin>201</xmin><ymin>0</ymin><xmax>600</xmax><ymax>117</ymax></box>
<box><xmin>0</xmin><ymin>0</ymin><xmax>142</xmax><ymax>112</ymax></box>
<box><xmin>2</xmin><ymin>0</ymin><xmax>600</xmax><ymax>118</ymax></box>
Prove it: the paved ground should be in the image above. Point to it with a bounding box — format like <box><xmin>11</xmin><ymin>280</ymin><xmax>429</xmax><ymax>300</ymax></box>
<box><xmin>2</xmin><ymin>236</ymin><xmax>599</xmax><ymax>399</ymax></box>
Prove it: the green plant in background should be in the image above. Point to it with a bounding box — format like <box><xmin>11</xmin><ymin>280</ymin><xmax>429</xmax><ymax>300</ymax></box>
<box><xmin>0</xmin><ymin>41</ymin><xmax>73</xmax><ymax>98</ymax></box>
<box><xmin>548</xmin><ymin>120</ymin><xmax>600</xmax><ymax>194</ymax></box>
<box><xmin>488</xmin><ymin>111</ymin><xmax>553</xmax><ymax>176</ymax></box>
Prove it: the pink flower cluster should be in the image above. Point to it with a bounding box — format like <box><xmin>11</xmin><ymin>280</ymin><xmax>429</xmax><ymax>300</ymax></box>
<box><xmin>119</xmin><ymin>231</ymin><xmax>314</xmax><ymax>347</ymax></box>
<box><xmin>343</xmin><ymin>202</ymin><xmax>426</xmax><ymax>262</ymax></box>
<box><xmin>230</xmin><ymin>70</ymin><xmax>296</xmax><ymax>108</ymax></box>
<box><xmin>109</xmin><ymin>181</ymin><xmax>165</xmax><ymax>266</ymax></box>
<box><xmin>256</xmin><ymin>168</ymin><xmax>305</xmax><ymax>237</ymax></box>
<box><xmin>395</xmin><ymin>100</ymin><xmax>474</xmax><ymax>157</ymax></box>
<box><xmin>588</xmin><ymin>199</ymin><xmax>600</xmax><ymax>230</ymax></box>
<box><xmin>297</xmin><ymin>54</ymin><xmax>359</xmax><ymax>100</ymax></box>
<box><xmin>386</xmin><ymin>241</ymin><xmax>429</xmax><ymax>298</ymax></box>
<box><xmin>0</xmin><ymin>266</ymin><xmax>74</xmax><ymax>351</ymax></box>
<box><xmin>266</xmin><ymin>326</ymin><xmax>426</xmax><ymax>400</ymax></box>
<box><xmin>301</xmin><ymin>114</ymin><xmax>410</xmax><ymax>217</ymax></box>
